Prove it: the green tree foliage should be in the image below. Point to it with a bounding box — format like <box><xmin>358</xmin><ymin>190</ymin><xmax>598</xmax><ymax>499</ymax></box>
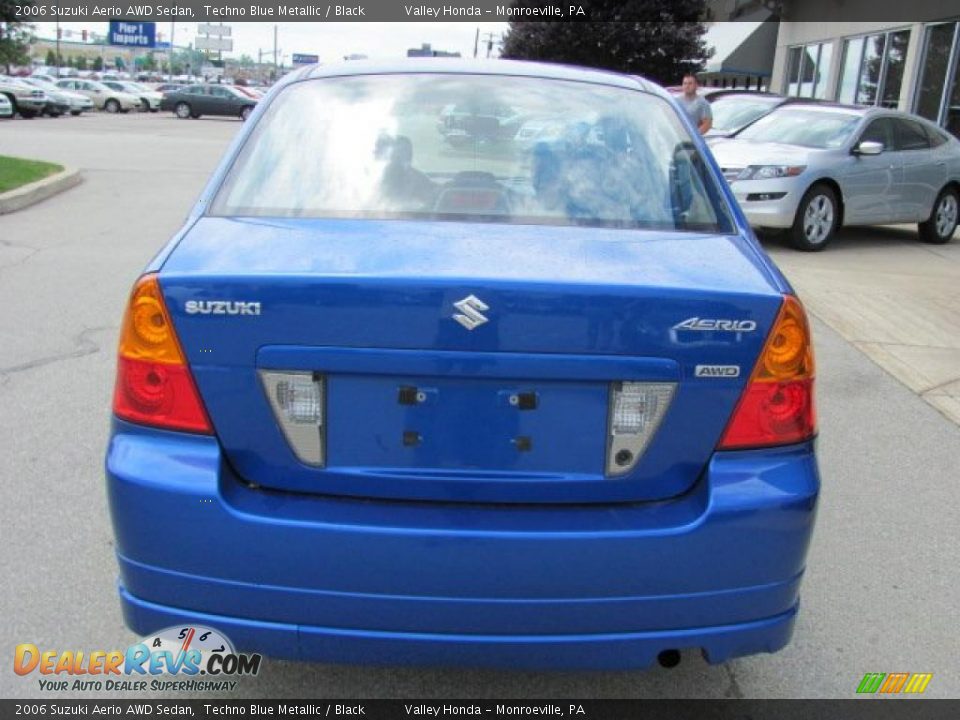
<box><xmin>92</xmin><ymin>56</ymin><xmax>103</xmax><ymax>71</ymax></box>
<box><xmin>0</xmin><ymin>0</ymin><xmax>34</xmax><ymax>72</ymax></box>
<box><xmin>45</xmin><ymin>48</ymin><xmax>56</xmax><ymax>66</ymax></box>
<box><xmin>501</xmin><ymin>0</ymin><xmax>711</xmax><ymax>85</ymax></box>
<box><xmin>76</xmin><ymin>55</ymin><xmax>87</xmax><ymax>71</ymax></box>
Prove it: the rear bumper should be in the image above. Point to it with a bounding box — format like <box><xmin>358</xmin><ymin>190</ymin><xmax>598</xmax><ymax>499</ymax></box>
<box><xmin>106</xmin><ymin>419</ymin><xmax>819</xmax><ymax>670</ymax></box>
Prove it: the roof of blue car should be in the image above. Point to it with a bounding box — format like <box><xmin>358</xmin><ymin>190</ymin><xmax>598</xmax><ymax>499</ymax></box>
<box><xmin>299</xmin><ymin>58</ymin><xmax>657</xmax><ymax>93</ymax></box>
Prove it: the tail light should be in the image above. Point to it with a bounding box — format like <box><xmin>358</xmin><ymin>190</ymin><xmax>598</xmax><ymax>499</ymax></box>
<box><xmin>719</xmin><ymin>295</ymin><xmax>816</xmax><ymax>449</ymax></box>
<box><xmin>112</xmin><ymin>275</ymin><xmax>212</xmax><ymax>434</ymax></box>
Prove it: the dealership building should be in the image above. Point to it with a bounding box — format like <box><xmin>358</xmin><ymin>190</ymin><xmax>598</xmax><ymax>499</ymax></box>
<box><xmin>706</xmin><ymin>0</ymin><xmax>960</xmax><ymax>137</ymax></box>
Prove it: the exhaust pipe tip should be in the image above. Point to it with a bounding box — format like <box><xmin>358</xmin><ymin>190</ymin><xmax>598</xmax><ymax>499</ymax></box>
<box><xmin>657</xmin><ymin>649</ymin><xmax>681</xmax><ymax>668</ymax></box>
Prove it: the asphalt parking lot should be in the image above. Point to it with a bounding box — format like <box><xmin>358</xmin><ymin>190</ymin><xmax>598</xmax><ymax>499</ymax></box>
<box><xmin>1</xmin><ymin>113</ymin><xmax>959</xmax><ymax>699</ymax></box>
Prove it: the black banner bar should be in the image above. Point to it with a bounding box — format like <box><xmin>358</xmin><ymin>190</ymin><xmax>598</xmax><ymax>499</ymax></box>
<box><xmin>11</xmin><ymin>0</ymin><xmax>960</xmax><ymax>23</ymax></box>
<box><xmin>3</xmin><ymin>700</ymin><xmax>960</xmax><ymax>719</ymax></box>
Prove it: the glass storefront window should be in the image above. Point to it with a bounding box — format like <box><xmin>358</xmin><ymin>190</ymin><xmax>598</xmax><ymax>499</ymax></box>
<box><xmin>947</xmin><ymin>37</ymin><xmax>960</xmax><ymax>137</ymax></box>
<box><xmin>881</xmin><ymin>31</ymin><xmax>911</xmax><ymax>108</ymax></box>
<box><xmin>786</xmin><ymin>47</ymin><xmax>802</xmax><ymax>96</ymax></box>
<box><xmin>837</xmin><ymin>37</ymin><xmax>864</xmax><ymax>103</ymax></box>
<box><xmin>785</xmin><ymin>42</ymin><xmax>833</xmax><ymax>99</ymax></box>
<box><xmin>814</xmin><ymin>43</ymin><xmax>833</xmax><ymax>99</ymax></box>
<box><xmin>915</xmin><ymin>22</ymin><xmax>957</xmax><ymax>126</ymax></box>
<box><xmin>799</xmin><ymin>45</ymin><xmax>819</xmax><ymax>97</ymax></box>
<box><xmin>837</xmin><ymin>28</ymin><xmax>913</xmax><ymax>108</ymax></box>
<box><xmin>856</xmin><ymin>34</ymin><xmax>887</xmax><ymax>105</ymax></box>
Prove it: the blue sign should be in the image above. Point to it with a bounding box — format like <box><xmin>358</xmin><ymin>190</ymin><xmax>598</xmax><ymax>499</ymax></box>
<box><xmin>292</xmin><ymin>54</ymin><xmax>319</xmax><ymax>65</ymax></box>
<box><xmin>108</xmin><ymin>21</ymin><xmax>156</xmax><ymax>48</ymax></box>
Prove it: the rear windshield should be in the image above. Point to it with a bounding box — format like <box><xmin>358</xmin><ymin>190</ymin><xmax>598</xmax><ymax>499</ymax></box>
<box><xmin>737</xmin><ymin>108</ymin><xmax>861</xmax><ymax>148</ymax></box>
<box><xmin>210</xmin><ymin>74</ymin><xmax>732</xmax><ymax>233</ymax></box>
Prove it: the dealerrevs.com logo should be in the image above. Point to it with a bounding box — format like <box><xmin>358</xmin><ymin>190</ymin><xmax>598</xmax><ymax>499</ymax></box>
<box><xmin>14</xmin><ymin>625</ymin><xmax>262</xmax><ymax>693</ymax></box>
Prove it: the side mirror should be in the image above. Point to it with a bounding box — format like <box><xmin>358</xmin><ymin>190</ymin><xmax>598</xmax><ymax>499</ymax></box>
<box><xmin>854</xmin><ymin>140</ymin><xmax>884</xmax><ymax>156</ymax></box>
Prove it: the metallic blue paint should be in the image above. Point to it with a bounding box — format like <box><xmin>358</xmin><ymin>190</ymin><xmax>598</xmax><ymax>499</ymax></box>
<box><xmin>107</xmin><ymin>419</ymin><xmax>817</xmax><ymax>669</ymax></box>
<box><xmin>109</xmin><ymin>62</ymin><xmax>820</xmax><ymax>668</ymax></box>
<box><xmin>159</xmin><ymin>218</ymin><xmax>785</xmax><ymax>503</ymax></box>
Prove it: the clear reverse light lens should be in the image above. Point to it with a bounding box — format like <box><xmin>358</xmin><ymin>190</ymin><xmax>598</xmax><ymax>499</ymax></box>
<box><xmin>275</xmin><ymin>376</ymin><xmax>322</xmax><ymax>424</ymax></box>
<box><xmin>607</xmin><ymin>382</ymin><xmax>675</xmax><ymax>476</ymax></box>
<box><xmin>260</xmin><ymin>370</ymin><xmax>325</xmax><ymax>466</ymax></box>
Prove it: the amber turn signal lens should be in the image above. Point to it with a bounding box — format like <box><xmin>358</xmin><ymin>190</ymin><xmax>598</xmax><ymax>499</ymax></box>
<box><xmin>118</xmin><ymin>275</ymin><xmax>185</xmax><ymax>365</ymax></box>
<box><xmin>757</xmin><ymin>295</ymin><xmax>813</xmax><ymax>382</ymax></box>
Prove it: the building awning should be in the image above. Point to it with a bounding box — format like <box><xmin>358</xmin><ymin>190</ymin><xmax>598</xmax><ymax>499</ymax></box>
<box><xmin>703</xmin><ymin>18</ymin><xmax>779</xmax><ymax>77</ymax></box>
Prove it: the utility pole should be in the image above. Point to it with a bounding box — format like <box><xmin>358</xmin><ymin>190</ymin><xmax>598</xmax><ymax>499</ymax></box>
<box><xmin>273</xmin><ymin>25</ymin><xmax>278</xmax><ymax>79</ymax></box>
<box><xmin>168</xmin><ymin>20</ymin><xmax>175</xmax><ymax>81</ymax></box>
<box><xmin>55</xmin><ymin>21</ymin><xmax>60</xmax><ymax>77</ymax></box>
<box><xmin>480</xmin><ymin>31</ymin><xmax>498</xmax><ymax>59</ymax></box>
<box><xmin>473</xmin><ymin>27</ymin><xmax>479</xmax><ymax>58</ymax></box>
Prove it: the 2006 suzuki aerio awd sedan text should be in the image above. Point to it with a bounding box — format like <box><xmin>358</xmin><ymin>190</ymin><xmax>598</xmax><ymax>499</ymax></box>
<box><xmin>106</xmin><ymin>61</ymin><xmax>820</xmax><ymax>670</ymax></box>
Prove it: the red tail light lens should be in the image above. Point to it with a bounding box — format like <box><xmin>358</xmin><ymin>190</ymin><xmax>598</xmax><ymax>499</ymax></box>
<box><xmin>719</xmin><ymin>295</ymin><xmax>816</xmax><ymax>449</ymax></box>
<box><xmin>112</xmin><ymin>275</ymin><xmax>212</xmax><ymax>434</ymax></box>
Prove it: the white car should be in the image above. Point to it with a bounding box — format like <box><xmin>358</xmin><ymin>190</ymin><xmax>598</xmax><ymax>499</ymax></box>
<box><xmin>21</xmin><ymin>77</ymin><xmax>93</xmax><ymax>115</ymax></box>
<box><xmin>102</xmin><ymin>81</ymin><xmax>162</xmax><ymax>112</ymax></box>
<box><xmin>55</xmin><ymin>79</ymin><xmax>141</xmax><ymax>113</ymax></box>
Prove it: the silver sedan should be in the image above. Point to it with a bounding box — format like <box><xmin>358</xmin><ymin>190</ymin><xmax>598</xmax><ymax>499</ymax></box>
<box><xmin>711</xmin><ymin>104</ymin><xmax>960</xmax><ymax>250</ymax></box>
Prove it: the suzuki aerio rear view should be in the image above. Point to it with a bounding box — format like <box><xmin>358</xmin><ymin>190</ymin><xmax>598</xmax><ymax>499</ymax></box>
<box><xmin>106</xmin><ymin>61</ymin><xmax>819</xmax><ymax>670</ymax></box>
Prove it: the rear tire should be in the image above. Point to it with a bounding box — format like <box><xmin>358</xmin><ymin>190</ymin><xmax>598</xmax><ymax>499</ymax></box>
<box><xmin>918</xmin><ymin>187</ymin><xmax>959</xmax><ymax>244</ymax></box>
<box><xmin>70</xmin><ymin>110</ymin><xmax>82</xmax><ymax>116</ymax></box>
<box><xmin>790</xmin><ymin>184</ymin><xmax>838</xmax><ymax>251</ymax></box>
<box><xmin>105</xmin><ymin>98</ymin><xmax>120</xmax><ymax>114</ymax></box>
<box><xmin>175</xmin><ymin>102</ymin><xmax>192</xmax><ymax>119</ymax></box>
<box><xmin>240</xmin><ymin>106</ymin><xmax>253</xmax><ymax>121</ymax></box>
<box><xmin>140</xmin><ymin>98</ymin><xmax>150</xmax><ymax>112</ymax></box>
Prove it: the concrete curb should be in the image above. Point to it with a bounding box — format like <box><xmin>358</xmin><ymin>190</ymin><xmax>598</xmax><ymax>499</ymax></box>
<box><xmin>0</xmin><ymin>167</ymin><xmax>82</xmax><ymax>215</ymax></box>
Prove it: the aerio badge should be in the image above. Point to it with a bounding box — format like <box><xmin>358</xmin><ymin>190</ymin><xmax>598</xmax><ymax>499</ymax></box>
<box><xmin>453</xmin><ymin>294</ymin><xmax>490</xmax><ymax>330</ymax></box>
<box><xmin>673</xmin><ymin>317</ymin><xmax>757</xmax><ymax>332</ymax></box>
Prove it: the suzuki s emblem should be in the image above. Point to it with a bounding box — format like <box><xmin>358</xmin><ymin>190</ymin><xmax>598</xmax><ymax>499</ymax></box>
<box><xmin>453</xmin><ymin>294</ymin><xmax>490</xmax><ymax>330</ymax></box>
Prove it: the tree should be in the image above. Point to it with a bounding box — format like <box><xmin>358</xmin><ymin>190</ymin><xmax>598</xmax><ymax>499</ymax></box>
<box><xmin>238</xmin><ymin>54</ymin><xmax>255</xmax><ymax>68</ymax></box>
<box><xmin>501</xmin><ymin>0</ymin><xmax>711</xmax><ymax>86</ymax></box>
<box><xmin>45</xmin><ymin>48</ymin><xmax>56</xmax><ymax>66</ymax></box>
<box><xmin>0</xmin><ymin>0</ymin><xmax>34</xmax><ymax>73</ymax></box>
<box><xmin>76</xmin><ymin>55</ymin><xmax>87</xmax><ymax>71</ymax></box>
<box><xmin>92</xmin><ymin>56</ymin><xmax>103</xmax><ymax>72</ymax></box>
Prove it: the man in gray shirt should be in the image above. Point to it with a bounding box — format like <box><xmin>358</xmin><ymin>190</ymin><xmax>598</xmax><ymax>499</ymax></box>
<box><xmin>678</xmin><ymin>74</ymin><xmax>713</xmax><ymax>135</ymax></box>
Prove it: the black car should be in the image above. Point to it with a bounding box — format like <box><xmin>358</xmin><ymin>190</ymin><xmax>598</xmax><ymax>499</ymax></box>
<box><xmin>159</xmin><ymin>84</ymin><xmax>257</xmax><ymax>121</ymax></box>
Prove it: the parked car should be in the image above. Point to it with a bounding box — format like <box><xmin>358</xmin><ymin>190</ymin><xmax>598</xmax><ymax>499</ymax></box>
<box><xmin>436</xmin><ymin>100</ymin><xmax>523</xmax><ymax>147</ymax></box>
<box><xmin>0</xmin><ymin>93</ymin><xmax>12</xmax><ymax>119</ymax></box>
<box><xmin>159</xmin><ymin>83</ymin><xmax>257</xmax><ymax>120</ymax></box>
<box><xmin>19</xmin><ymin>77</ymin><xmax>76</xmax><ymax>117</ymax></box>
<box><xmin>703</xmin><ymin>91</ymin><xmax>814</xmax><ymax>141</ymax></box>
<box><xmin>153</xmin><ymin>82</ymin><xmax>186</xmax><ymax>94</ymax></box>
<box><xmin>712</xmin><ymin>103</ymin><xmax>960</xmax><ymax>250</ymax></box>
<box><xmin>232</xmin><ymin>85</ymin><xmax>265</xmax><ymax>100</ymax></box>
<box><xmin>102</xmin><ymin>81</ymin><xmax>162</xmax><ymax>112</ymax></box>
<box><xmin>0</xmin><ymin>75</ymin><xmax>47</xmax><ymax>118</ymax></box>
<box><xmin>106</xmin><ymin>61</ymin><xmax>820</xmax><ymax>671</ymax></box>
<box><xmin>55</xmin><ymin>79</ymin><xmax>141</xmax><ymax>113</ymax></box>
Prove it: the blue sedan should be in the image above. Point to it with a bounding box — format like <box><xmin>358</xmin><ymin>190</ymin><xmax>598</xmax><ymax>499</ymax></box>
<box><xmin>106</xmin><ymin>60</ymin><xmax>820</xmax><ymax>670</ymax></box>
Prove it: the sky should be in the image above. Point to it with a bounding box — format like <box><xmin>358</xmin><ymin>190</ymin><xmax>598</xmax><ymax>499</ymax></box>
<box><xmin>30</xmin><ymin>22</ymin><xmax>510</xmax><ymax>64</ymax></box>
